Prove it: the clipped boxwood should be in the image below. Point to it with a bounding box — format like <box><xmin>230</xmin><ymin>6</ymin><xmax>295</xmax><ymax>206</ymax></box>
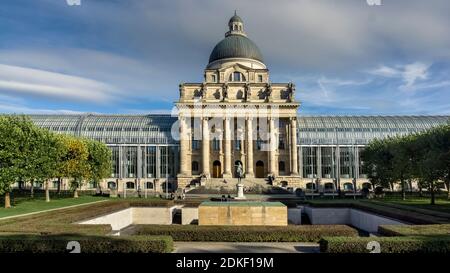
<box><xmin>0</xmin><ymin>235</ymin><xmax>173</xmax><ymax>253</ymax></box>
<box><xmin>319</xmin><ymin>236</ymin><xmax>450</xmax><ymax>253</ymax></box>
<box><xmin>134</xmin><ymin>224</ymin><xmax>358</xmax><ymax>242</ymax></box>
<box><xmin>379</xmin><ymin>224</ymin><xmax>450</xmax><ymax>237</ymax></box>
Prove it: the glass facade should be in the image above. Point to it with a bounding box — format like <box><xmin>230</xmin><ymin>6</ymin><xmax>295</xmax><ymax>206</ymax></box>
<box><xmin>29</xmin><ymin>114</ymin><xmax>449</xmax><ymax>182</ymax></box>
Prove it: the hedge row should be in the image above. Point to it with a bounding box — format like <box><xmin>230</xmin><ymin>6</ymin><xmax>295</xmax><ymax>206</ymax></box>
<box><xmin>134</xmin><ymin>224</ymin><xmax>358</xmax><ymax>242</ymax></box>
<box><xmin>319</xmin><ymin>236</ymin><xmax>450</xmax><ymax>253</ymax></box>
<box><xmin>379</xmin><ymin>224</ymin><xmax>450</xmax><ymax>237</ymax></box>
<box><xmin>0</xmin><ymin>235</ymin><xmax>173</xmax><ymax>253</ymax></box>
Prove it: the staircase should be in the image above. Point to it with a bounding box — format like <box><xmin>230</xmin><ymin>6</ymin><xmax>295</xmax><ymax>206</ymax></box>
<box><xmin>208</xmin><ymin>178</ymin><xmax>270</xmax><ymax>190</ymax></box>
<box><xmin>184</xmin><ymin>177</ymin><xmax>272</xmax><ymax>194</ymax></box>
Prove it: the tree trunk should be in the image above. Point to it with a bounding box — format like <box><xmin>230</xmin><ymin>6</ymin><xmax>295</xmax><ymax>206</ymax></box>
<box><xmin>430</xmin><ymin>181</ymin><xmax>435</xmax><ymax>205</ymax></box>
<box><xmin>401</xmin><ymin>179</ymin><xmax>406</xmax><ymax>201</ymax></box>
<box><xmin>73</xmin><ymin>181</ymin><xmax>79</xmax><ymax>198</ymax></box>
<box><xmin>447</xmin><ymin>180</ymin><xmax>450</xmax><ymax>200</ymax></box>
<box><xmin>30</xmin><ymin>180</ymin><xmax>34</xmax><ymax>198</ymax></box>
<box><xmin>4</xmin><ymin>192</ymin><xmax>11</xmax><ymax>208</ymax></box>
<box><xmin>57</xmin><ymin>177</ymin><xmax>61</xmax><ymax>195</ymax></box>
<box><xmin>45</xmin><ymin>180</ymin><xmax>50</xmax><ymax>202</ymax></box>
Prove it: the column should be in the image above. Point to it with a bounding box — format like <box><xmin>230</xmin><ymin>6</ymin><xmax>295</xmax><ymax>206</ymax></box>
<box><xmin>137</xmin><ymin>145</ymin><xmax>142</xmax><ymax>179</ymax></box>
<box><xmin>246</xmin><ymin>117</ymin><xmax>254</xmax><ymax>177</ymax></box>
<box><xmin>223</xmin><ymin>117</ymin><xmax>232</xmax><ymax>177</ymax></box>
<box><xmin>290</xmin><ymin>117</ymin><xmax>298</xmax><ymax>175</ymax></box>
<box><xmin>179</xmin><ymin>116</ymin><xmax>188</xmax><ymax>176</ymax></box>
<box><xmin>317</xmin><ymin>146</ymin><xmax>322</xmax><ymax>178</ymax></box>
<box><xmin>202</xmin><ymin>117</ymin><xmax>210</xmax><ymax>177</ymax></box>
<box><xmin>269</xmin><ymin>117</ymin><xmax>277</xmax><ymax>175</ymax></box>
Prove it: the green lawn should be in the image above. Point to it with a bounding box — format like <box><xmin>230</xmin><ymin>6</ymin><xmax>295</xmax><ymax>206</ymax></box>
<box><xmin>382</xmin><ymin>198</ymin><xmax>450</xmax><ymax>214</ymax></box>
<box><xmin>0</xmin><ymin>196</ymin><xmax>108</xmax><ymax>219</ymax></box>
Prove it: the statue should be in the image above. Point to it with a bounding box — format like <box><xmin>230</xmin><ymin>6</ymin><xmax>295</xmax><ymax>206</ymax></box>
<box><xmin>235</xmin><ymin>162</ymin><xmax>246</xmax><ymax>200</ymax></box>
<box><xmin>244</xmin><ymin>83</ymin><xmax>251</xmax><ymax>101</ymax></box>
<box><xmin>200</xmin><ymin>83</ymin><xmax>206</xmax><ymax>99</ymax></box>
<box><xmin>236</xmin><ymin>162</ymin><xmax>244</xmax><ymax>183</ymax></box>
<box><xmin>266</xmin><ymin>83</ymin><xmax>272</xmax><ymax>102</ymax></box>
<box><xmin>179</xmin><ymin>83</ymin><xmax>185</xmax><ymax>98</ymax></box>
<box><xmin>222</xmin><ymin>83</ymin><xmax>229</xmax><ymax>101</ymax></box>
<box><xmin>288</xmin><ymin>82</ymin><xmax>296</xmax><ymax>102</ymax></box>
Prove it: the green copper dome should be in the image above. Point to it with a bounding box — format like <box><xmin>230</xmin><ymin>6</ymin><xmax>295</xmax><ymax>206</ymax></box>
<box><xmin>208</xmin><ymin>34</ymin><xmax>264</xmax><ymax>64</ymax></box>
<box><xmin>229</xmin><ymin>14</ymin><xmax>243</xmax><ymax>24</ymax></box>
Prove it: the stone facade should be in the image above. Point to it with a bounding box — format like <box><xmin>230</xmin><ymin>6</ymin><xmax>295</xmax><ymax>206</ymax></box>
<box><xmin>177</xmin><ymin>14</ymin><xmax>300</xmax><ymax>188</ymax></box>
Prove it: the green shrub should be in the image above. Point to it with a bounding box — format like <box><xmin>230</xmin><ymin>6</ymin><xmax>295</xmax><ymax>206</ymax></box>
<box><xmin>0</xmin><ymin>235</ymin><xmax>173</xmax><ymax>253</ymax></box>
<box><xmin>379</xmin><ymin>224</ymin><xmax>450</xmax><ymax>236</ymax></box>
<box><xmin>319</xmin><ymin>236</ymin><xmax>450</xmax><ymax>253</ymax></box>
<box><xmin>134</xmin><ymin>224</ymin><xmax>358</xmax><ymax>242</ymax></box>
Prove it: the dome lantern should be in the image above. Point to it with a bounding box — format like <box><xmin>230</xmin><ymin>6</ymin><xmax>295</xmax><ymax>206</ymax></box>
<box><xmin>226</xmin><ymin>10</ymin><xmax>245</xmax><ymax>37</ymax></box>
<box><xmin>207</xmin><ymin>12</ymin><xmax>265</xmax><ymax>69</ymax></box>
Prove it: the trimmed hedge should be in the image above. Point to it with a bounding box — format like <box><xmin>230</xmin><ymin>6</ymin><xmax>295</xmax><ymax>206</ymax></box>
<box><xmin>319</xmin><ymin>236</ymin><xmax>450</xmax><ymax>253</ymax></box>
<box><xmin>0</xmin><ymin>235</ymin><xmax>173</xmax><ymax>253</ymax></box>
<box><xmin>379</xmin><ymin>224</ymin><xmax>450</xmax><ymax>237</ymax></box>
<box><xmin>134</xmin><ymin>224</ymin><xmax>358</xmax><ymax>242</ymax></box>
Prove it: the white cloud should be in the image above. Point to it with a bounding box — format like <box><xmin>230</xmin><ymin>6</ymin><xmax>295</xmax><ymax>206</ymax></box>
<box><xmin>0</xmin><ymin>64</ymin><xmax>121</xmax><ymax>103</ymax></box>
<box><xmin>368</xmin><ymin>62</ymin><xmax>430</xmax><ymax>90</ymax></box>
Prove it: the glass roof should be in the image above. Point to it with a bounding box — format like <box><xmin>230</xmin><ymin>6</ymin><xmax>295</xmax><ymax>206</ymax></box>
<box><xmin>30</xmin><ymin>114</ymin><xmax>178</xmax><ymax>144</ymax></box>
<box><xmin>297</xmin><ymin>115</ymin><xmax>450</xmax><ymax>145</ymax></box>
<box><xmin>29</xmin><ymin>114</ymin><xmax>449</xmax><ymax>146</ymax></box>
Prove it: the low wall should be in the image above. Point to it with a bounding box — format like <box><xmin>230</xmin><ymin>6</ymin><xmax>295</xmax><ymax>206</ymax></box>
<box><xmin>132</xmin><ymin>207</ymin><xmax>175</xmax><ymax>225</ymax></box>
<box><xmin>198</xmin><ymin>202</ymin><xmax>287</xmax><ymax>226</ymax></box>
<box><xmin>79</xmin><ymin>207</ymin><xmax>176</xmax><ymax>231</ymax></box>
<box><xmin>304</xmin><ymin>207</ymin><xmax>406</xmax><ymax>233</ymax></box>
<box><xmin>287</xmin><ymin>208</ymin><xmax>302</xmax><ymax>225</ymax></box>
<box><xmin>79</xmin><ymin>208</ymin><xmax>133</xmax><ymax>231</ymax></box>
<box><xmin>182</xmin><ymin>207</ymin><xmax>199</xmax><ymax>225</ymax></box>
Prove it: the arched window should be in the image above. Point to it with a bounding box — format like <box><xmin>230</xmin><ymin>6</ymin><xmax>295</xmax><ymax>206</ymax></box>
<box><xmin>192</xmin><ymin>161</ymin><xmax>199</xmax><ymax>173</ymax></box>
<box><xmin>146</xmin><ymin>182</ymin><xmax>153</xmax><ymax>189</ymax></box>
<box><xmin>278</xmin><ymin>161</ymin><xmax>286</xmax><ymax>173</ymax></box>
<box><xmin>126</xmin><ymin>182</ymin><xmax>135</xmax><ymax>189</ymax></box>
<box><xmin>107</xmin><ymin>181</ymin><xmax>116</xmax><ymax>189</ymax></box>
<box><xmin>229</xmin><ymin>72</ymin><xmax>246</xmax><ymax>82</ymax></box>
<box><xmin>343</xmin><ymin>183</ymin><xmax>354</xmax><ymax>191</ymax></box>
<box><xmin>306</xmin><ymin>183</ymin><xmax>316</xmax><ymax>190</ymax></box>
<box><xmin>324</xmin><ymin>183</ymin><xmax>334</xmax><ymax>192</ymax></box>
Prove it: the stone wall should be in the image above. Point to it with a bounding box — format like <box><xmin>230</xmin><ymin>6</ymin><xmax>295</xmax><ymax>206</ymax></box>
<box><xmin>198</xmin><ymin>202</ymin><xmax>287</xmax><ymax>226</ymax></box>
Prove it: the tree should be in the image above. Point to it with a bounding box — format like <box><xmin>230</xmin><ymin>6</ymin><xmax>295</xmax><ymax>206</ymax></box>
<box><xmin>57</xmin><ymin>135</ymin><xmax>90</xmax><ymax>198</ymax></box>
<box><xmin>390</xmin><ymin>135</ymin><xmax>417</xmax><ymax>200</ymax></box>
<box><xmin>0</xmin><ymin>115</ymin><xmax>31</xmax><ymax>208</ymax></box>
<box><xmin>86</xmin><ymin>140</ymin><xmax>112</xmax><ymax>193</ymax></box>
<box><xmin>34</xmin><ymin>128</ymin><xmax>64</xmax><ymax>202</ymax></box>
<box><xmin>414</xmin><ymin>125</ymin><xmax>450</xmax><ymax>205</ymax></box>
<box><xmin>361</xmin><ymin>138</ymin><xmax>394</xmax><ymax>191</ymax></box>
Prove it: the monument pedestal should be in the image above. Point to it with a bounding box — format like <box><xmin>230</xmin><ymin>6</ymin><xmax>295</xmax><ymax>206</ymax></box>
<box><xmin>235</xmin><ymin>183</ymin><xmax>246</xmax><ymax>200</ymax></box>
<box><xmin>198</xmin><ymin>201</ymin><xmax>287</xmax><ymax>226</ymax></box>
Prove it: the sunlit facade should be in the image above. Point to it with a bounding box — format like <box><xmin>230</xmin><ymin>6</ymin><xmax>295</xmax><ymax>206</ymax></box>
<box><xmin>20</xmin><ymin>14</ymin><xmax>450</xmax><ymax>193</ymax></box>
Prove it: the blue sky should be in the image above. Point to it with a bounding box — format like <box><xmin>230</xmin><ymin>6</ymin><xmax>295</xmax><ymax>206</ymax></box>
<box><xmin>0</xmin><ymin>0</ymin><xmax>449</xmax><ymax>115</ymax></box>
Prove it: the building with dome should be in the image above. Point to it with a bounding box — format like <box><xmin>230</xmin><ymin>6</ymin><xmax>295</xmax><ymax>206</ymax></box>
<box><xmin>24</xmin><ymin>14</ymin><xmax>449</xmax><ymax>194</ymax></box>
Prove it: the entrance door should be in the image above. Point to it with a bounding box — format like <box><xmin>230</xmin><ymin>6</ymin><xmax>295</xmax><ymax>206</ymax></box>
<box><xmin>212</xmin><ymin>160</ymin><xmax>222</xmax><ymax>178</ymax></box>
<box><xmin>255</xmin><ymin>161</ymin><xmax>264</xmax><ymax>178</ymax></box>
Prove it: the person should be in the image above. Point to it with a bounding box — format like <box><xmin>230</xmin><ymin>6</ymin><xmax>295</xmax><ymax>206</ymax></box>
<box><xmin>268</xmin><ymin>174</ymin><xmax>275</xmax><ymax>185</ymax></box>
